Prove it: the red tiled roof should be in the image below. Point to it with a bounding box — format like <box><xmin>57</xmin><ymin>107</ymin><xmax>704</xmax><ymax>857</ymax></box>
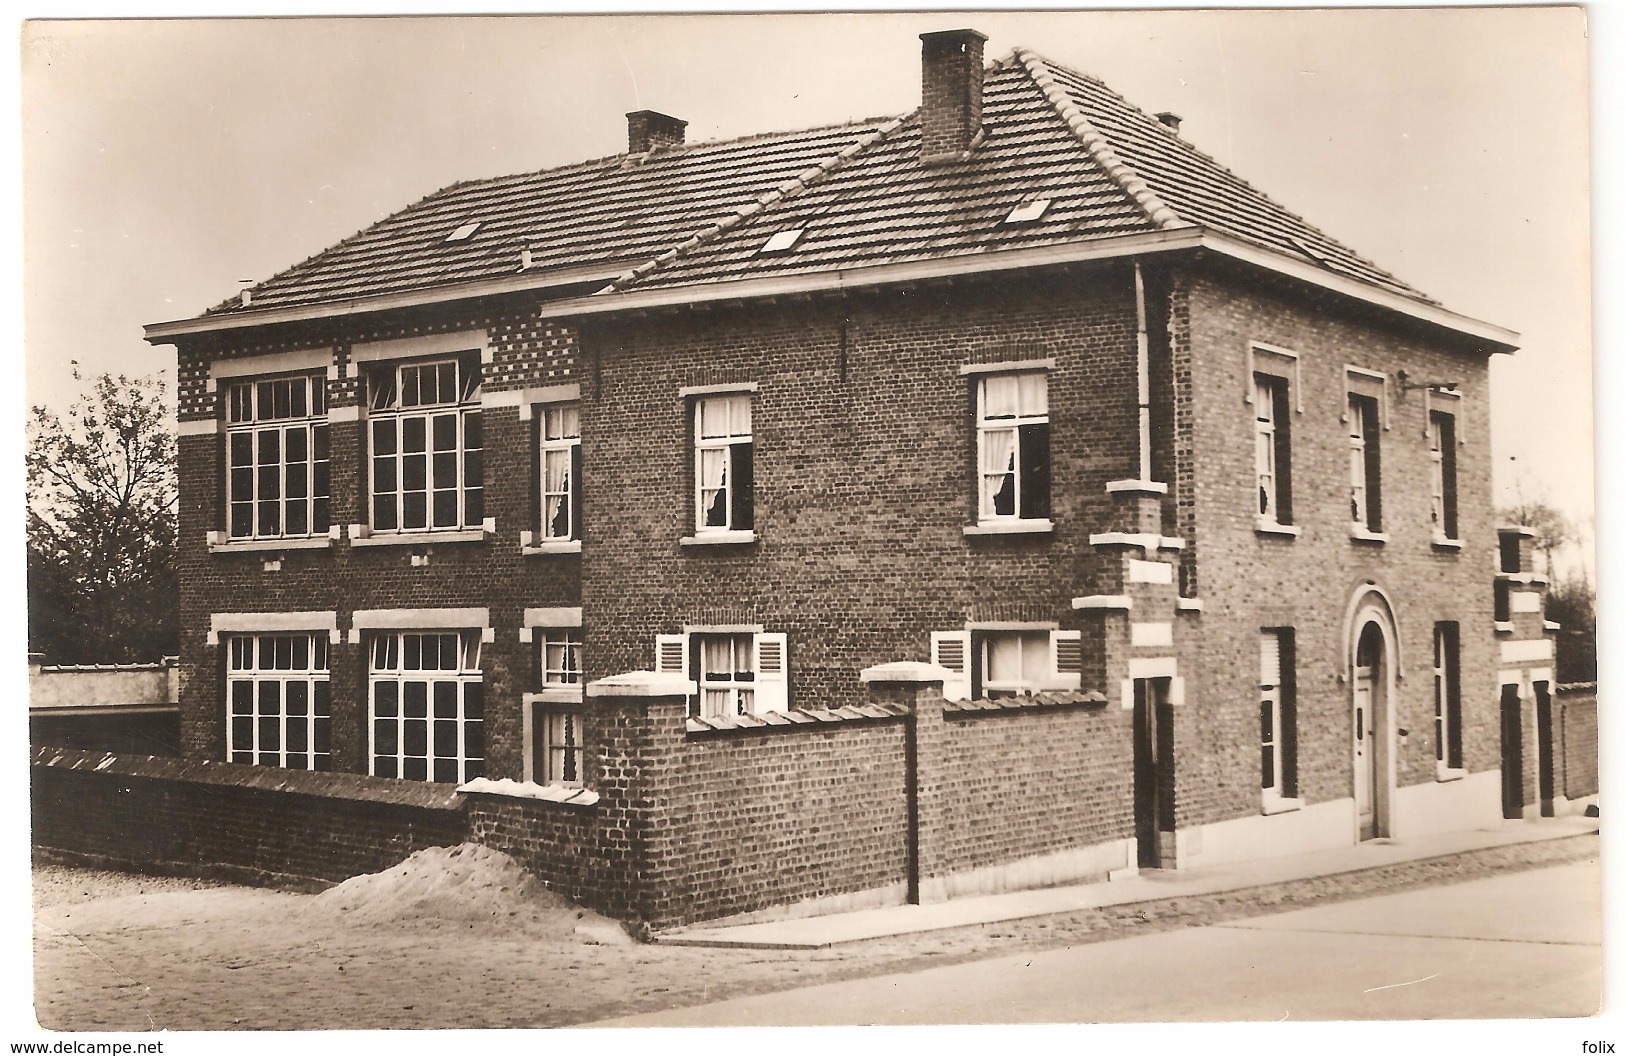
<box><xmin>211</xmin><ymin>46</ymin><xmax>1431</xmax><ymax>317</ymax></box>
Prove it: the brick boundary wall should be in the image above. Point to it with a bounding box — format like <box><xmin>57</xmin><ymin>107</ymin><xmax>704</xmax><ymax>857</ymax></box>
<box><xmin>1557</xmin><ymin>683</ymin><xmax>1598</xmax><ymax>801</ymax></box>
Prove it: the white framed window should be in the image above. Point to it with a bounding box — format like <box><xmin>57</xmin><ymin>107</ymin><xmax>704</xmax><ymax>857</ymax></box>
<box><xmin>225</xmin><ymin>374</ymin><xmax>330</xmax><ymax>540</ymax></box>
<box><xmin>1260</xmin><ymin>629</ymin><xmax>1297</xmax><ymax>804</ymax></box>
<box><xmin>538</xmin><ymin>707</ymin><xmax>585</xmax><ymax>787</ymax></box>
<box><xmin>541</xmin><ymin>629</ymin><xmax>583</xmax><ymax>690</ymax></box>
<box><xmin>226</xmin><ymin>632</ymin><xmax>331</xmax><ymax>770</ymax></box>
<box><xmin>693</xmin><ymin>394</ymin><xmax>753</xmax><ymax>533</ymax></box>
<box><xmin>976</xmin><ymin>372</ymin><xmax>1050</xmax><ymax>522</ymax></box>
<box><xmin>1254</xmin><ymin>373</ymin><xmax>1292</xmax><ymax>525</ymax></box>
<box><xmin>367</xmin><ymin>357</ymin><xmax>483</xmax><ymax>533</ymax></box>
<box><xmin>931</xmin><ymin>628</ymin><xmax>1082</xmax><ymax>701</ymax></box>
<box><xmin>1433</xmin><ymin>622</ymin><xmax>1463</xmax><ymax>774</ymax></box>
<box><xmin>654</xmin><ymin>630</ymin><xmax>788</xmax><ymax>717</ymax></box>
<box><xmin>539</xmin><ymin>403</ymin><xmax>581</xmax><ymax>541</ymax></box>
<box><xmin>1428</xmin><ymin>411</ymin><xmax>1459</xmax><ymax>541</ymax></box>
<box><xmin>368</xmin><ymin>630</ymin><xmax>484</xmax><ymax>783</ymax></box>
<box><xmin>1347</xmin><ymin>393</ymin><xmax>1382</xmax><ymax>532</ymax></box>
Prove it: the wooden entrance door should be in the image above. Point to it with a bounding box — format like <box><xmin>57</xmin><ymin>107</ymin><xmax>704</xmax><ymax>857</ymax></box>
<box><xmin>1353</xmin><ymin>623</ymin><xmax>1383</xmax><ymax>841</ymax></box>
<box><xmin>1501</xmin><ymin>683</ymin><xmax>1524</xmax><ymax>819</ymax></box>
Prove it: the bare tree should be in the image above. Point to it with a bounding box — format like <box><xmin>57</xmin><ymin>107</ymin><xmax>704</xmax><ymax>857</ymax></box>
<box><xmin>27</xmin><ymin>367</ymin><xmax>178</xmax><ymax>663</ymax></box>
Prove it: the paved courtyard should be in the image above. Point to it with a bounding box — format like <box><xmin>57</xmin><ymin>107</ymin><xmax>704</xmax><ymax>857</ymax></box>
<box><xmin>31</xmin><ymin>832</ymin><xmax>1598</xmax><ymax>1030</ymax></box>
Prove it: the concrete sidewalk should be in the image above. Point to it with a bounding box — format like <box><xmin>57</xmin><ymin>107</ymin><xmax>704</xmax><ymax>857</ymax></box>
<box><xmin>654</xmin><ymin>815</ymin><xmax>1599</xmax><ymax>949</ymax></box>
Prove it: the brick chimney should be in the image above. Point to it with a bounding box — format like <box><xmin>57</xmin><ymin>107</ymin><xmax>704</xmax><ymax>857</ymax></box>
<box><xmin>626</xmin><ymin>110</ymin><xmax>687</xmax><ymax>154</ymax></box>
<box><xmin>919</xmin><ymin>29</ymin><xmax>987</xmax><ymax>163</ymax></box>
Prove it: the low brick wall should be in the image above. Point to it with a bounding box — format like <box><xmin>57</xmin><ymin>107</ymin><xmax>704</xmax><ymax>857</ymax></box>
<box><xmin>31</xmin><ymin>748</ymin><xmax>466</xmax><ymax>890</ymax></box>
<box><xmin>1558</xmin><ymin>683</ymin><xmax>1598</xmax><ymax>801</ymax></box>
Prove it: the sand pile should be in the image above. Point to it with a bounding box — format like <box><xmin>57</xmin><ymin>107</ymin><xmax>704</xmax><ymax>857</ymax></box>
<box><xmin>315</xmin><ymin>844</ymin><xmax>630</xmax><ymax>943</ymax></box>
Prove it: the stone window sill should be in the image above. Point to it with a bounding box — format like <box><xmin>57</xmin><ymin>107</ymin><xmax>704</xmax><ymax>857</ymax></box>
<box><xmin>522</xmin><ymin>688</ymin><xmax>585</xmax><ymax>706</ymax></box>
<box><xmin>681</xmin><ymin>530</ymin><xmax>758</xmax><ymax>547</ymax></box>
<box><xmin>964</xmin><ymin>519</ymin><xmax>1054</xmax><ymax>537</ymax></box>
<box><xmin>1494</xmin><ymin>621</ymin><xmax>1515</xmax><ymax>635</ymax></box>
<box><xmin>209</xmin><ymin>535</ymin><xmax>334</xmax><ymax>554</ymax></box>
<box><xmin>521</xmin><ymin>537</ymin><xmax>581</xmax><ymax>556</ymax></box>
<box><xmin>1349</xmin><ymin>527</ymin><xmax>1389</xmax><ymax>545</ymax></box>
<box><xmin>1436</xmin><ymin>764</ymin><xmax>1468</xmax><ymax>783</ymax></box>
<box><xmin>1254</xmin><ymin>519</ymin><xmax>1301</xmax><ymax>538</ymax></box>
<box><xmin>1261</xmin><ymin>793</ymin><xmax>1303</xmax><ymax>816</ymax></box>
<box><xmin>350</xmin><ymin>527</ymin><xmax>492</xmax><ymax>548</ymax></box>
<box><xmin>1431</xmin><ymin>536</ymin><xmax>1464</xmax><ymax>552</ymax></box>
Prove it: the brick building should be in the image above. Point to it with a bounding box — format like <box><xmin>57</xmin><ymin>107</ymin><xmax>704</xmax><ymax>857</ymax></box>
<box><xmin>143</xmin><ymin>31</ymin><xmax>1551</xmax><ymax>927</ymax></box>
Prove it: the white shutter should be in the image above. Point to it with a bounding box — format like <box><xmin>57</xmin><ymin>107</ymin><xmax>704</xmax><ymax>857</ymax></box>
<box><xmin>931</xmin><ymin>630</ymin><xmax>972</xmax><ymax>702</ymax></box>
<box><xmin>753</xmin><ymin>632</ymin><xmax>789</xmax><ymax>714</ymax></box>
<box><xmin>1260</xmin><ymin>632</ymin><xmax>1281</xmax><ymax>688</ymax></box>
<box><xmin>1050</xmin><ymin>629</ymin><xmax>1083</xmax><ymax>690</ymax></box>
<box><xmin>655</xmin><ymin>633</ymin><xmax>688</xmax><ymax>675</ymax></box>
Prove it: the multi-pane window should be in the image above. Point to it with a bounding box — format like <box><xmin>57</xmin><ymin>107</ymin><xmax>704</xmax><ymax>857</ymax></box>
<box><xmin>226</xmin><ymin>374</ymin><xmax>330</xmax><ymax>540</ymax></box>
<box><xmin>531</xmin><ymin>630</ymin><xmax>585</xmax><ymax>787</ymax></box>
<box><xmin>976</xmin><ymin>630</ymin><xmax>1052</xmax><ymax>698</ymax></box>
<box><xmin>1428</xmin><ymin>411</ymin><xmax>1459</xmax><ymax>540</ymax></box>
<box><xmin>367</xmin><ymin>358</ymin><xmax>483</xmax><ymax>533</ymax></box>
<box><xmin>694</xmin><ymin>394</ymin><xmax>753</xmax><ymax>533</ymax></box>
<box><xmin>695</xmin><ymin>632</ymin><xmax>756</xmax><ymax>718</ymax></box>
<box><xmin>1433</xmin><ymin>623</ymin><xmax>1463</xmax><ymax>771</ymax></box>
<box><xmin>976</xmin><ymin>372</ymin><xmax>1050</xmax><ymax>522</ymax></box>
<box><xmin>1259</xmin><ymin>629</ymin><xmax>1297</xmax><ymax>799</ymax></box>
<box><xmin>1253</xmin><ymin>374</ymin><xmax>1292</xmax><ymax>524</ymax></box>
<box><xmin>539</xmin><ymin>404</ymin><xmax>581</xmax><ymax>541</ymax></box>
<box><xmin>539</xmin><ymin>708</ymin><xmax>585</xmax><ymax>787</ymax></box>
<box><xmin>541</xmin><ymin>630</ymin><xmax>583</xmax><ymax>690</ymax></box>
<box><xmin>1347</xmin><ymin>393</ymin><xmax>1382</xmax><ymax>531</ymax></box>
<box><xmin>369</xmin><ymin>631</ymin><xmax>484</xmax><ymax>783</ymax></box>
<box><xmin>226</xmin><ymin>633</ymin><xmax>331</xmax><ymax>770</ymax></box>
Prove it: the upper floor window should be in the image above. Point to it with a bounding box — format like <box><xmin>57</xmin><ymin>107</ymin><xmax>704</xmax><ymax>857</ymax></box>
<box><xmin>226</xmin><ymin>632</ymin><xmax>331</xmax><ymax>771</ymax></box>
<box><xmin>693</xmin><ymin>394</ymin><xmax>753</xmax><ymax>534</ymax></box>
<box><xmin>976</xmin><ymin>372</ymin><xmax>1050</xmax><ymax>523</ymax></box>
<box><xmin>1347</xmin><ymin>393</ymin><xmax>1382</xmax><ymax>533</ymax></box>
<box><xmin>539</xmin><ymin>403</ymin><xmax>581</xmax><ymax>542</ymax></box>
<box><xmin>1428</xmin><ymin>411</ymin><xmax>1459</xmax><ymax>541</ymax></box>
<box><xmin>225</xmin><ymin>374</ymin><xmax>330</xmax><ymax>540</ymax></box>
<box><xmin>366</xmin><ymin>357</ymin><xmax>483</xmax><ymax>534</ymax></box>
<box><xmin>1253</xmin><ymin>373</ymin><xmax>1293</xmax><ymax>526</ymax></box>
<box><xmin>368</xmin><ymin>630</ymin><xmax>484</xmax><ymax>784</ymax></box>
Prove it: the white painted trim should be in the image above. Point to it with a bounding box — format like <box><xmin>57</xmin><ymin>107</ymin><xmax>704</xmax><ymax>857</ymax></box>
<box><xmin>206</xmin><ymin>346</ymin><xmax>333</xmax><ymax>392</ymax></box>
<box><xmin>957</xmin><ymin>358</ymin><xmax>1055</xmax><ymax>377</ymax></box>
<box><xmin>1348</xmin><ymin>528</ymin><xmax>1390</xmax><ymax>544</ymax></box>
<box><xmin>525</xmin><ymin>607</ymin><xmax>584</xmax><ymax>629</ymax></box>
<box><xmin>1128</xmin><ymin>657</ymin><xmax>1178</xmax><ymax>679</ymax></box>
<box><xmin>1248</xmin><ymin>342</ymin><xmax>1304</xmax><ymax>413</ymax></box>
<box><xmin>677</xmin><ymin>381</ymin><xmax>759</xmax><ymax>398</ymax></box>
<box><xmin>1343</xmin><ymin>365</ymin><xmax>1392</xmax><ymax>431</ymax></box>
<box><xmin>522</xmin><ymin>688</ymin><xmax>585</xmax><ymax>706</ymax></box>
<box><xmin>1089</xmin><ymin>531</ymin><xmax>1181</xmax><ymax>551</ymax></box>
<box><xmin>585</xmin><ymin>671</ymin><xmax>698</xmax><ymax>698</ymax></box>
<box><xmin>1431</xmin><ymin>536</ymin><xmax>1464</xmax><ymax>552</ymax></box>
<box><xmin>349</xmin><ymin>521</ymin><xmax>494</xmax><ymax>547</ymax></box>
<box><xmin>1494</xmin><ymin>621</ymin><xmax>1516</xmax><ymax>635</ymax></box>
<box><xmin>348</xmin><ymin>607</ymin><xmax>491</xmax><ymax>644</ymax></box>
<box><xmin>859</xmin><ymin>661</ymin><xmax>952</xmax><ymax>686</ymax></box>
<box><xmin>680</xmin><ymin>530</ymin><xmax>758</xmax><ymax>546</ymax></box>
<box><xmin>1501</xmin><ymin>639</ymin><xmax>1554</xmax><ymax>664</ymax></box>
<box><xmin>1072</xmin><ymin>594</ymin><xmax>1132</xmax><ymax>611</ymax></box>
<box><xmin>965</xmin><ymin>620</ymin><xmax>1059</xmax><ymax>631</ymax></box>
<box><xmin>521</xmin><ymin>538</ymin><xmax>583</xmax><ymax>556</ymax></box>
<box><xmin>1255</xmin><ymin>519</ymin><xmax>1301</xmax><ymax>538</ymax></box>
<box><xmin>1130</xmin><ymin>622</ymin><xmax>1173</xmax><ymax>648</ymax></box>
<box><xmin>1105</xmin><ymin>479</ymin><xmax>1167</xmax><ymax>495</ymax></box>
<box><xmin>209</xmin><ymin>610</ymin><xmax>338</xmax><ymax>645</ymax></box>
<box><xmin>209</xmin><ymin>536</ymin><xmax>333</xmax><ymax>554</ymax></box>
<box><xmin>1511</xmin><ymin>591</ymin><xmax>1543</xmax><ymax>613</ymax></box>
<box><xmin>964</xmin><ymin>519</ymin><xmax>1053</xmax><ymax>536</ymax></box>
<box><xmin>1175</xmin><ymin>598</ymin><xmax>1205</xmax><ymax>613</ymax></box>
<box><xmin>350</xmin><ymin>329</ymin><xmax>490</xmax><ymax>366</ymax></box>
<box><xmin>682</xmin><ymin>623</ymin><xmax>765</xmax><ymax>634</ymax></box>
<box><xmin>326</xmin><ymin>405</ymin><xmax>362</xmax><ymax>423</ymax></box>
<box><xmin>1127</xmin><ymin>559</ymin><xmax>1173</xmax><ymax>584</ymax></box>
<box><xmin>178</xmin><ymin>419</ymin><xmax>222</xmax><ymax>436</ymax></box>
<box><xmin>1544</xmin><ymin>620</ymin><xmax>1562</xmax><ymax>632</ymax></box>
<box><xmin>491</xmin><ymin>383</ymin><xmax>581</xmax><ymax>419</ymax></box>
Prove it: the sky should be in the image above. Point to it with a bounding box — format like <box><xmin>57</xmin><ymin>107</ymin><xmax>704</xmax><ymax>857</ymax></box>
<box><xmin>19</xmin><ymin>9</ymin><xmax>1597</xmax><ymax>566</ymax></box>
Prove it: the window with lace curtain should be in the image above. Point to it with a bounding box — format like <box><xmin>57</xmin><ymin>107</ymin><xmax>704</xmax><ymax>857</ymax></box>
<box><xmin>975</xmin><ymin>371</ymin><xmax>1049</xmax><ymax>524</ymax></box>
<box><xmin>538</xmin><ymin>403</ymin><xmax>581</xmax><ymax>542</ymax></box>
<box><xmin>693</xmin><ymin>393</ymin><xmax>753</xmax><ymax>534</ymax></box>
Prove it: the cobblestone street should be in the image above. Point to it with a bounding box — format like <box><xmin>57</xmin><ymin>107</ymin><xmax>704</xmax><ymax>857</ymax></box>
<box><xmin>32</xmin><ymin>831</ymin><xmax>1597</xmax><ymax>1030</ymax></box>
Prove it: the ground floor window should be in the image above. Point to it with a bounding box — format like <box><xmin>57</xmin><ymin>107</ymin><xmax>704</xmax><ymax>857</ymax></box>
<box><xmin>537</xmin><ymin>707</ymin><xmax>585</xmax><ymax>786</ymax></box>
<box><xmin>369</xmin><ymin>630</ymin><xmax>484</xmax><ymax>783</ymax></box>
<box><xmin>1433</xmin><ymin>622</ymin><xmax>1463</xmax><ymax>772</ymax></box>
<box><xmin>654</xmin><ymin>630</ymin><xmax>789</xmax><ymax>718</ymax></box>
<box><xmin>930</xmin><ymin>627</ymin><xmax>1083</xmax><ymax>701</ymax></box>
<box><xmin>1260</xmin><ymin>628</ymin><xmax>1298</xmax><ymax>800</ymax></box>
<box><xmin>227</xmin><ymin>633</ymin><xmax>332</xmax><ymax>770</ymax></box>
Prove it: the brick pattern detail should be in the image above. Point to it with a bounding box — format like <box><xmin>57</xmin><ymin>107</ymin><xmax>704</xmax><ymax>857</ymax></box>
<box><xmin>1558</xmin><ymin>686</ymin><xmax>1597</xmax><ymax>800</ymax></box>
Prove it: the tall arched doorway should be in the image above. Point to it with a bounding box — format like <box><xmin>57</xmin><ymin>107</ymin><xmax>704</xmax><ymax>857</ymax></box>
<box><xmin>1347</xmin><ymin>592</ymin><xmax>1398</xmax><ymax>842</ymax></box>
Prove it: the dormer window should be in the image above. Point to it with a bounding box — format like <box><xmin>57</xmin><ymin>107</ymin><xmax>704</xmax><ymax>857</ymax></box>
<box><xmin>445</xmin><ymin>221</ymin><xmax>482</xmax><ymax>243</ymax></box>
<box><xmin>758</xmin><ymin>228</ymin><xmax>804</xmax><ymax>255</ymax></box>
<box><xmin>1003</xmin><ymin>198</ymin><xmax>1052</xmax><ymax>225</ymax></box>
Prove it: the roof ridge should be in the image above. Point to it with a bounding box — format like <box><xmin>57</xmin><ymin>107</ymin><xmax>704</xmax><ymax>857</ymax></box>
<box><xmin>1013</xmin><ymin>47</ymin><xmax>1185</xmax><ymax>232</ymax></box>
<box><xmin>1044</xmin><ymin>59</ymin><xmax>1433</xmax><ymax>302</ymax></box>
<box><xmin>604</xmin><ymin>114</ymin><xmax>908</xmax><ymax>292</ymax></box>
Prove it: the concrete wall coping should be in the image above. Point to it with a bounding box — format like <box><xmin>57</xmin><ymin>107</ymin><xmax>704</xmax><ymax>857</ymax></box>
<box><xmin>585</xmin><ymin>671</ymin><xmax>698</xmax><ymax>698</ymax></box>
<box><xmin>859</xmin><ymin>661</ymin><xmax>951</xmax><ymax>685</ymax></box>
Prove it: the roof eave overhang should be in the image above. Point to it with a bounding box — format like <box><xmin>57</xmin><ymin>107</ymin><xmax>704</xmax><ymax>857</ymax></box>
<box><xmin>142</xmin><ymin>262</ymin><xmax>627</xmax><ymax>343</ymax></box>
<box><xmin>143</xmin><ymin>228</ymin><xmax>1519</xmax><ymax>354</ymax></box>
